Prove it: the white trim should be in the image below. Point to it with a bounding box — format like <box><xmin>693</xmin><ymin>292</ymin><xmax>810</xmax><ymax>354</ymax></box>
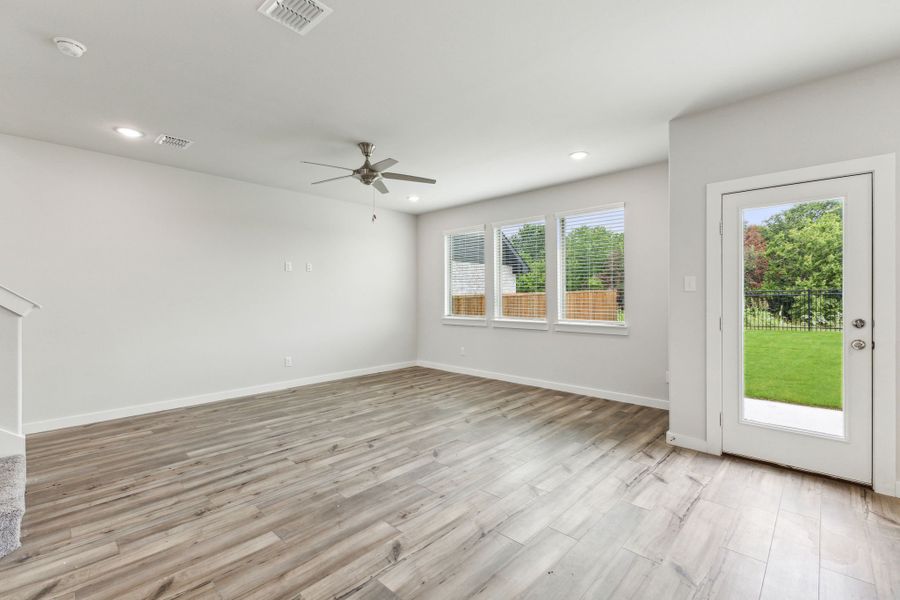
<box><xmin>0</xmin><ymin>285</ymin><xmax>41</xmax><ymax>317</ymax></box>
<box><xmin>554</xmin><ymin>321</ymin><xmax>629</xmax><ymax>335</ymax></box>
<box><xmin>492</xmin><ymin>318</ymin><xmax>549</xmax><ymax>331</ymax></box>
<box><xmin>442</xmin><ymin>317</ymin><xmax>488</xmax><ymax>327</ymax></box>
<box><xmin>417</xmin><ymin>360</ymin><xmax>668</xmax><ymax>411</ymax></box>
<box><xmin>24</xmin><ymin>361</ymin><xmax>416</xmax><ymax>434</ymax></box>
<box><xmin>666</xmin><ymin>430</ymin><xmax>714</xmax><ymax>454</ymax></box>
<box><xmin>0</xmin><ymin>427</ymin><xmax>25</xmax><ymax>457</ymax></box>
<box><xmin>705</xmin><ymin>154</ymin><xmax>897</xmax><ymax>496</ymax></box>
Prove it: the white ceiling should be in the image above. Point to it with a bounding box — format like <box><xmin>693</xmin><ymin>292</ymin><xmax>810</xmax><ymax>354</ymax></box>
<box><xmin>3</xmin><ymin>1</ymin><xmax>900</xmax><ymax>214</ymax></box>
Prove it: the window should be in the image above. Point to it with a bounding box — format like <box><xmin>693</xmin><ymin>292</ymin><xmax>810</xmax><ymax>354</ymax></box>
<box><xmin>558</xmin><ymin>204</ymin><xmax>625</xmax><ymax>325</ymax></box>
<box><xmin>445</xmin><ymin>228</ymin><xmax>486</xmax><ymax>318</ymax></box>
<box><xmin>494</xmin><ymin>218</ymin><xmax>546</xmax><ymax>321</ymax></box>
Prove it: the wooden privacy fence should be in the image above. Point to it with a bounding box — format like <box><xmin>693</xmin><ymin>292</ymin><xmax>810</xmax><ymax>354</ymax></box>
<box><xmin>451</xmin><ymin>289</ymin><xmax>618</xmax><ymax>320</ymax></box>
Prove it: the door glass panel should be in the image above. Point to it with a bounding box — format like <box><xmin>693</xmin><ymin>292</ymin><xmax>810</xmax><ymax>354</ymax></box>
<box><xmin>741</xmin><ymin>199</ymin><xmax>844</xmax><ymax>437</ymax></box>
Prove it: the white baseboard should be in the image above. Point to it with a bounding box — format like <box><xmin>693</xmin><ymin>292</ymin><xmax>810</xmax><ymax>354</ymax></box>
<box><xmin>666</xmin><ymin>430</ymin><xmax>716</xmax><ymax>454</ymax></box>
<box><xmin>0</xmin><ymin>427</ymin><xmax>25</xmax><ymax>457</ymax></box>
<box><xmin>24</xmin><ymin>361</ymin><xmax>416</xmax><ymax>434</ymax></box>
<box><xmin>416</xmin><ymin>360</ymin><xmax>668</xmax><ymax>411</ymax></box>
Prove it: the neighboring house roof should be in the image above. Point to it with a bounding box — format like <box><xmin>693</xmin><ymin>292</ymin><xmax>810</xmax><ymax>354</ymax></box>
<box><xmin>450</xmin><ymin>232</ymin><xmax>530</xmax><ymax>275</ymax></box>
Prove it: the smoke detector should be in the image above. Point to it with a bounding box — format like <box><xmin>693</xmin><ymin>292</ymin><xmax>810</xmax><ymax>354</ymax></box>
<box><xmin>155</xmin><ymin>134</ymin><xmax>194</xmax><ymax>150</ymax></box>
<box><xmin>53</xmin><ymin>37</ymin><xmax>86</xmax><ymax>58</ymax></box>
<box><xmin>257</xmin><ymin>0</ymin><xmax>333</xmax><ymax>36</ymax></box>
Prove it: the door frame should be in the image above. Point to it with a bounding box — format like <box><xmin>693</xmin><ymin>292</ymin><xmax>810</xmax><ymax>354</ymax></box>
<box><xmin>705</xmin><ymin>154</ymin><xmax>897</xmax><ymax>496</ymax></box>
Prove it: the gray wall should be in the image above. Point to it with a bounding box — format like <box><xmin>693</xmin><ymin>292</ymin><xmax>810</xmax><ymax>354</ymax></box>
<box><xmin>417</xmin><ymin>162</ymin><xmax>669</xmax><ymax>405</ymax></box>
<box><xmin>668</xmin><ymin>58</ymin><xmax>900</xmax><ymax>474</ymax></box>
<box><xmin>0</xmin><ymin>134</ymin><xmax>417</xmax><ymax>427</ymax></box>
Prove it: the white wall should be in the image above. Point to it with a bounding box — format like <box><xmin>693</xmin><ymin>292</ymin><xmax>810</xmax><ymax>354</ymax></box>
<box><xmin>417</xmin><ymin>162</ymin><xmax>669</xmax><ymax>406</ymax></box>
<box><xmin>668</xmin><ymin>58</ymin><xmax>900</xmax><ymax>476</ymax></box>
<box><xmin>0</xmin><ymin>134</ymin><xmax>417</xmax><ymax>429</ymax></box>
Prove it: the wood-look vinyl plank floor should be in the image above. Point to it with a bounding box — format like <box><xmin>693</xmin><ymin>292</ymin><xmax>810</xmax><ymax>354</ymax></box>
<box><xmin>1</xmin><ymin>366</ymin><xmax>898</xmax><ymax>599</ymax></box>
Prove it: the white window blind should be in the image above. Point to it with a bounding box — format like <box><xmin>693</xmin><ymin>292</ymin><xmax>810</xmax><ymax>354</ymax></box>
<box><xmin>494</xmin><ymin>219</ymin><xmax>546</xmax><ymax>320</ymax></box>
<box><xmin>445</xmin><ymin>229</ymin><xmax>486</xmax><ymax>317</ymax></box>
<box><xmin>559</xmin><ymin>205</ymin><xmax>625</xmax><ymax>323</ymax></box>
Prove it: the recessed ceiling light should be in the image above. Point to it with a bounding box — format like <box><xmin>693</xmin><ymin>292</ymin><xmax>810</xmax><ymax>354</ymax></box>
<box><xmin>408</xmin><ymin>195</ymin><xmax>420</xmax><ymax>203</ymax></box>
<box><xmin>569</xmin><ymin>151</ymin><xmax>589</xmax><ymax>160</ymax></box>
<box><xmin>114</xmin><ymin>127</ymin><xmax>144</xmax><ymax>139</ymax></box>
<box><xmin>53</xmin><ymin>37</ymin><xmax>86</xmax><ymax>58</ymax></box>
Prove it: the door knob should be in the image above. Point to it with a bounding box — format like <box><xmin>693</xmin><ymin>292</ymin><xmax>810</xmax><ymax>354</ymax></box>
<box><xmin>851</xmin><ymin>339</ymin><xmax>867</xmax><ymax>350</ymax></box>
<box><xmin>852</xmin><ymin>318</ymin><xmax>866</xmax><ymax>328</ymax></box>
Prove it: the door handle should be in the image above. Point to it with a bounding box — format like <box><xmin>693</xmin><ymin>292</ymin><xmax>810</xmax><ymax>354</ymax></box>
<box><xmin>850</xmin><ymin>339</ymin><xmax>867</xmax><ymax>350</ymax></box>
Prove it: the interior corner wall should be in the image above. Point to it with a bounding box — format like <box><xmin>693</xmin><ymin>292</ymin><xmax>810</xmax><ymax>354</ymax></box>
<box><xmin>668</xmin><ymin>58</ymin><xmax>900</xmax><ymax>477</ymax></box>
<box><xmin>0</xmin><ymin>134</ymin><xmax>417</xmax><ymax>429</ymax></box>
<box><xmin>416</xmin><ymin>162</ymin><xmax>670</xmax><ymax>406</ymax></box>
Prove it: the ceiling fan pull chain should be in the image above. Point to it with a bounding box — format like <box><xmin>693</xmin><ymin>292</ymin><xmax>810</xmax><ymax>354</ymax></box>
<box><xmin>371</xmin><ymin>187</ymin><xmax>377</xmax><ymax>224</ymax></box>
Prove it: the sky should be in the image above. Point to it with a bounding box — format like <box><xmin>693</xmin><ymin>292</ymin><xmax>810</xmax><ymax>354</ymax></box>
<box><xmin>743</xmin><ymin>202</ymin><xmax>795</xmax><ymax>226</ymax></box>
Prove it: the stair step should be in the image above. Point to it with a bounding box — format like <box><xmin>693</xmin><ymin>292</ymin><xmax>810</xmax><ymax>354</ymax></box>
<box><xmin>0</xmin><ymin>454</ymin><xmax>25</xmax><ymax>558</ymax></box>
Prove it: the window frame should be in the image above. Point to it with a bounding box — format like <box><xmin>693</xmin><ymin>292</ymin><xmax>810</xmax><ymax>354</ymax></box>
<box><xmin>443</xmin><ymin>225</ymin><xmax>489</xmax><ymax>326</ymax></box>
<box><xmin>491</xmin><ymin>215</ymin><xmax>549</xmax><ymax>327</ymax></box>
<box><xmin>555</xmin><ymin>203</ymin><xmax>629</xmax><ymax>335</ymax></box>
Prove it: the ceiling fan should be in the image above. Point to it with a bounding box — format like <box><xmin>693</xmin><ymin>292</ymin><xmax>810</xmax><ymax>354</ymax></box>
<box><xmin>304</xmin><ymin>142</ymin><xmax>436</xmax><ymax>194</ymax></box>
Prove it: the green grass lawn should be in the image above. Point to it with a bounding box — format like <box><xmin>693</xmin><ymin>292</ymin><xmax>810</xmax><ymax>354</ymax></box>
<box><xmin>743</xmin><ymin>330</ymin><xmax>842</xmax><ymax>410</ymax></box>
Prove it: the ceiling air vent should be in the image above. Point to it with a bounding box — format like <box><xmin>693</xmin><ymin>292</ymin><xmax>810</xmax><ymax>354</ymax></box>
<box><xmin>155</xmin><ymin>134</ymin><xmax>194</xmax><ymax>150</ymax></box>
<box><xmin>257</xmin><ymin>0</ymin><xmax>333</xmax><ymax>36</ymax></box>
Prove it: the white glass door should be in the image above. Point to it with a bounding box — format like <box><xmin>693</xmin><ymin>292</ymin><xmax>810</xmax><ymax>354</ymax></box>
<box><xmin>721</xmin><ymin>175</ymin><xmax>872</xmax><ymax>484</ymax></box>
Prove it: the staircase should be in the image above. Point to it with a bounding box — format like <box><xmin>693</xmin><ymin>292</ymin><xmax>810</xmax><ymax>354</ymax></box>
<box><xmin>0</xmin><ymin>285</ymin><xmax>40</xmax><ymax>559</ymax></box>
<box><xmin>0</xmin><ymin>455</ymin><xmax>24</xmax><ymax>556</ymax></box>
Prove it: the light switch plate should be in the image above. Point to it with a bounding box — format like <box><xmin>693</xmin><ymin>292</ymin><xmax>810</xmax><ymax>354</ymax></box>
<box><xmin>684</xmin><ymin>275</ymin><xmax>697</xmax><ymax>292</ymax></box>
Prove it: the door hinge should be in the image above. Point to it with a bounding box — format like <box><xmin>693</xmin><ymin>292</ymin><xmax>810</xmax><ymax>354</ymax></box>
<box><xmin>719</xmin><ymin>412</ymin><xmax>722</xmax><ymax>427</ymax></box>
<box><xmin>719</xmin><ymin>221</ymin><xmax>723</xmax><ymax>236</ymax></box>
<box><xmin>718</xmin><ymin>316</ymin><xmax>722</xmax><ymax>331</ymax></box>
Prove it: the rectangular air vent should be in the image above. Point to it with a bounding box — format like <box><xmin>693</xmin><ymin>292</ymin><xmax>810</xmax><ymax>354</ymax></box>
<box><xmin>258</xmin><ymin>0</ymin><xmax>333</xmax><ymax>36</ymax></box>
<box><xmin>155</xmin><ymin>134</ymin><xmax>194</xmax><ymax>150</ymax></box>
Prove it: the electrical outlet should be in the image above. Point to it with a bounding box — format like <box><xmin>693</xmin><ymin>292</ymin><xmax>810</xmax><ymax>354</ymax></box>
<box><xmin>284</xmin><ymin>261</ymin><xmax>293</xmax><ymax>272</ymax></box>
<box><xmin>284</xmin><ymin>356</ymin><xmax>293</xmax><ymax>367</ymax></box>
<box><xmin>306</xmin><ymin>262</ymin><xmax>313</xmax><ymax>272</ymax></box>
<box><xmin>459</xmin><ymin>346</ymin><xmax>466</xmax><ymax>356</ymax></box>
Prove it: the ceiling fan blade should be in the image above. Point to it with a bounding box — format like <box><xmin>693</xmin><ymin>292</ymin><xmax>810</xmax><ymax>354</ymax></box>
<box><xmin>312</xmin><ymin>175</ymin><xmax>353</xmax><ymax>185</ymax></box>
<box><xmin>381</xmin><ymin>172</ymin><xmax>437</xmax><ymax>184</ymax></box>
<box><xmin>373</xmin><ymin>179</ymin><xmax>390</xmax><ymax>194</ymax></box>
<box><xmin>370</xmin><ymin>158</ymin><xmax>398</xmax><ymax>172</ymax></box>
<box><xmin>303</xmin><ymin>161</ymin><xmax>354</xmax><ymax>172</ymax></box>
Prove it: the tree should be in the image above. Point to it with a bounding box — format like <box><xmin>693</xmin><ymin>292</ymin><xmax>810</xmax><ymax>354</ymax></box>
<box><xmin>743</xmin><ymin>225</ymin><xmax>768</xmax><ymax>289</ymax></box>
<box><xmin>507</xmin><ymin>223</ymin><xmax>546</xmax><ymax>293</ymax></box>
<box><xmin>761</xmin><ymin>201</ymin><xmax>842</xmax><ymax>289</ymax></box>
<box><xmin>563</xmin><ymin>226</ymin><xmax>624</xmax><ymax>292</ymax></box>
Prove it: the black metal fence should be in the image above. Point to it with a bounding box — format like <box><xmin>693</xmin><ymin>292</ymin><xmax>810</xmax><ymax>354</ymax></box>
<box><xmin>744</xmin><ymin>289</ymin><xmax>842</xmax><ymax>331</ymax></box>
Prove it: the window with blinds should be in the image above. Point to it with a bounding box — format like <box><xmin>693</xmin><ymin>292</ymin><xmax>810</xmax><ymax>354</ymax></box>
<box><xmin>558</xmin><ymin>204</ymin><xmax>625</xmax><ymax>323</ymax></box>
<box><xmin>494</xmin><ymin>219</ymin><xmax>546</xmax><ymax>320</ymax></box>
<box><xmin>445</xmin><ymin>228</ymin><xmax>486</xmax><ymax>317</ymax></box>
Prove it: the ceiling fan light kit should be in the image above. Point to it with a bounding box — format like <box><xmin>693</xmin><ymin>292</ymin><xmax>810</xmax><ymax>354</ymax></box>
<box><xmin>304</xmin><ymin>142</ymin><xmax>436</xmax><ymax>195</ymax></box>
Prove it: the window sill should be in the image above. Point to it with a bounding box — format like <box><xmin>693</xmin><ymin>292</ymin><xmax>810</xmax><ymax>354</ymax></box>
<box><xmin>492</xmin><ymin>318</ymin><xmax>549</xmax><ymax>331</ymax></box>
<box><xmin>442</xmin><ymin>316</ymin><xmax>488</xmax><ymax>327</ymax></box>
<box><xmin>554</xmin><ymin>321</ymin><xmax>629</xmax><ymax>335</ymax></box>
